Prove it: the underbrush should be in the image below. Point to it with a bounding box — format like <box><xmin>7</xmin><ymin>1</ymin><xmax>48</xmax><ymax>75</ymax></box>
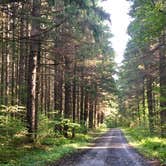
<box><xmin>122</xmin><ymin>127</ymin><xmax>166</xmax><ymax>165</ymax></box>
<box><xmin>0</xmin><ymin>125</ymin><xmax>107</xmax><ymax>166</ymax></box>
<box><xmin>0</xmin><ymin>105</ymin><xmax>108</xmax><ymax>166</ymax></box>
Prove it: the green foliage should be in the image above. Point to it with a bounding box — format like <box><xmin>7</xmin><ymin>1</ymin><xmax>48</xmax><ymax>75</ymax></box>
<box><xmin>0</xmin><ymin>105</ymin><xmax>27</xmax><ymax>139</ymax></box>
<box><xmin>36</xmin><ymin>114</ymin><xmax>55</xmax><ymax>144</ymax></box>
<box><xmin>128</xmin><ymin>0</ymin><xmax>166</xmax><ymax>44</ymax></box>
<box><xmin>105</xmin><ymin>116</ymin><xmax>117</xmax><ymax>128</ymax></box>
<box><xmin>76</xmin><ymin>124</ymin><xmax>88</xmax><ymax>133</ymax></box>
<box><xmin>48</xmin><ymin>0</ymin><xmax>55</xmax><ymax>6</ymax></box>
<box><xmin>0</xmin><ymin>125</ymin><xmax>106</xmax><ymax>166</ymax></box>
<box><xmin>123</xmin><ymin>127</ymin><xmax>166</xmax><ymax>165</ymax></box>
<box><xmin>54</xmin><ymin>118</ymin><xmax>81</xmax><ymax>136</ymax></box>
<box><xmin>61</xmin><ymin>118</ymin><xmax>80</xmax><ymax>130</ymax></box>
<box><xmin>0</xmin><ymin>105</ymin><xmax>26</xmax><ymax>114</ymax></box>
<box><xmin>0</xmin><ymin>106</ymin><xmax>28</xmax><ymax>165</ymax></box>
<box><xmin>0</xmin><ymin>115</ymin><xmax>26</xmax><ymax>137</ymax></box>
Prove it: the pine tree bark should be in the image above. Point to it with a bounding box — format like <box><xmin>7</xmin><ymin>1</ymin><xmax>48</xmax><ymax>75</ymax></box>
<box><xmin>84</xmin><ymin>90</ymin><xmax>88</xmax><ymax>127</ymax></box>
<box><xmin>89</xmin><ymin>96</ymin><xmax>93</xmax><ymax>128</ymax></box>
<box><xmin>159</xmin><ymin>35</ymin><xmax>166</xmax><ymax>137</ymax></box>
<box><xmin>146</xmin><ymin>77</ymin><xmax>154</xmax><ymax>134</ymax></box>
<box><xmin>76</xmin><ymin>84</ymin><xmax>80</xmax><ymax>123</ymax></box>
<box><xmin>5</xmin><ymin>18</ymin><xmax>9</xmax><ymax>106</ymax></box>
<box><xmin>64</xmin><ymin>57</ymin><xmax>72</xmax><ymax>137</ymax></box>
<box><xmin>26</xmin><ymin>0</ymin><xmax>40</xmax><ymax>139</ymax></box>
<box><xmin>40</xmin><ymin>51</ymin><xmax>44</xmax><ymax>113</ymax></box>
<box><xmin>142</xmin><ymin>78</ymin><xmax>146</xmax><ymax>126</ymax></box>
<box><xmin>18</xmin><ymin>4</ymin><xmax>26</xmax><ymax>105</ymax></box>
<box><xmin>80</xmin><ymin>67</ymin><xmax>84</xmax><ymax>124</ymax></box>
<box><xmin>94</xmin><ymin>96</ymin><xmax>97</xmax><ymax>128</ymax></box>
<box><xmin>72</xmin><ymin>62</ymin><xmax>76</xmax><ymax>138</ymax></box>
<box><xmin>54</xmin><ymin>53</ymin><xmax>63</xmax><ymax>116</ymax></box>
<box><xmin>11</xmin><ymin>3</ymin><xmax>16</xmax><ymax>105</ymax></box>
<box><xmin>0</xmin><ymin>20</ymin><xmax>5</xmax><ymax>105</ymax></box>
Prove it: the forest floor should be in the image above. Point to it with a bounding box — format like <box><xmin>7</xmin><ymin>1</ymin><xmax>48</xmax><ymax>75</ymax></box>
<box><xmin>50</xmin><ymin>129</ymin><xmax>160</xmax><ymax>166</ymax></box>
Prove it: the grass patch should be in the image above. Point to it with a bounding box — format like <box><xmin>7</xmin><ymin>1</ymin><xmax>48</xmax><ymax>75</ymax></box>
<box><xmin>122</xmin><ymin>127</ymin><xmax>166</xmax><ymax>165</ymax></box>
<box><xmin>0</xmin><ymin>126</ymin><xmax>108</xmax><ymax>166</ymax></box>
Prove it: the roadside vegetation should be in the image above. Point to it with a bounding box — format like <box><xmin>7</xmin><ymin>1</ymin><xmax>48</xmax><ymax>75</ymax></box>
<box><xmin>122</xmin><ymin>127</ymin><xmax>166</xmax><ymax>165</ymax></box>
<box><xmin>0</xmin><ymin>117</ymin><xmax>107</xmax><ymax>166</ymax></box>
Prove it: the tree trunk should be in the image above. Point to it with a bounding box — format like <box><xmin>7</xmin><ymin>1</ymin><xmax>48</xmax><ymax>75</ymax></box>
<box><xmin>5</xmin><ymin>14</ymin><xmax>10</xmax><ymax>106</ymax></box>
<box><xmin>137</xmin><ymin>100</ymin><xmax>141</xmax><ymax>125</ymax></box>
<box><xmin>0</xmin><ymin>20</ymin><xmax>5</xmax><ymax>105</ymax></box>
<box><xmin>18</xmin><ymin>4</ymin><xmax>26</xmax><ymax>105</ymax></box>
<box><xmin>77</xmin><ymin>84</ymin><xmax>80</xmax><ymax>123</ymax></box>
<box><xmin>94</xmin><ymin>96</ymin><xmax>97</xmax><ymax>128</ymax></box>
<box><xmin>26</xmin><ymin>0</ymin><xmax>40</xmax><ymax>140</ymax></box>
<box><xmin>146</xmin><ymin>77</ymin><xmax>154</xmax><ymax>134</ymax></box>
<box><xmin>40</xmin><ymin>54</ymin><xmax>44</xmax><ymax>113</ymax></box>
<box><xmin>72</xmin><ymin>62</ymin><xmax>76</xmax><ymax>138</ymax></box>
<box><xmin>47</xmin><ymin>65</ymin><xmax>51</xmax><ymax>116</ymax></box>
<box><xmin>89</xmin><ymin>96</ymin><xmax>93</xmax><ymax>128</ymax></box>
<box><xmin>64</xmin><ymin>58</ymin><xmax>71</xmax><ymax>137</ymax></box>
<box><xmin>54</xmin><ymin>53</ymin><xmax>63</xmax><ymax>116</ymax></box>
<box><xmin>159</xmin><ymin>35</ymin><xmax>166</xmax><ymax>137</ymax></box>
<box><xmin>142</xmin><ymin>78</ymin><xmax>146</xmax><ymax>126</ymax></box>
<box><xmin>84</xmin><ymin>90</ymin><xmax>88</xmax><ymax>127</ymax></box>
<box><xmin>11</xmin><ymin>3</ymin><xmax>16</xmax><ymax>105</ymax></box>
<box><xmin>80</xmin><ymin>67</ymin><xmax>84</xmax><ymax>124</ymax></box>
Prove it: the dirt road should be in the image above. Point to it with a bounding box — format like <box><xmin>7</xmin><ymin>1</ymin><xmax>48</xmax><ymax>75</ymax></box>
<box><xmin>50</xmin><ymin>129</ymin><xmax>159</xmax><ymax>166</ymax></box>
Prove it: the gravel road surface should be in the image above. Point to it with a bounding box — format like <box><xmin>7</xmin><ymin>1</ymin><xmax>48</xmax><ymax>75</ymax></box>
<box><xmin>50</xmin><ymin>129</ymin><xmax>160</xmax><ymax>166</ymax></box>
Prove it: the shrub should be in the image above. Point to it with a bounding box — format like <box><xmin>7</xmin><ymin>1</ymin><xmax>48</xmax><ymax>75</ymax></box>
<box><xmin>0</xmin><ymin>105</ymin><xmax>27</xmax><ymax>140</ymax></box>
<box><xmin>36</xmin><ymin>114</ymin><xmax>55</xmax><ymax>144</ymax></box>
